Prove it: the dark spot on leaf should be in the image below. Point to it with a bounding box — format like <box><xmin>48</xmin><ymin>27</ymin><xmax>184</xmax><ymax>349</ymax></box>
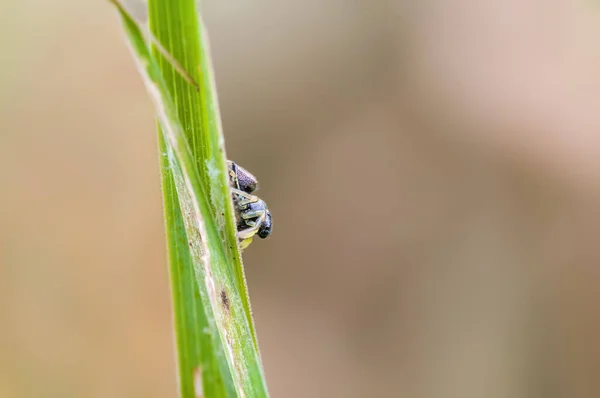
<box><xmin>220</xmin><ymin>289</ymin><xmax>229</xmax><ymax>312</ymax></box>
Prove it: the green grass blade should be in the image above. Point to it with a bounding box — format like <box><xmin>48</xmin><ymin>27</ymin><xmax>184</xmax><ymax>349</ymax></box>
<box><xmin>146</xmin><ymin>0</ymin><xmax>260</xmax><ymax>352</ymax></box>
<box><xmin>159</xmin><ymin>131</ymin><xmax>233</xmax><ymax>398</ymax></box>
<box><xmin>108</xmin><ymin>1</ymin><xmax>269</xmax><ymax>397</ymax></box>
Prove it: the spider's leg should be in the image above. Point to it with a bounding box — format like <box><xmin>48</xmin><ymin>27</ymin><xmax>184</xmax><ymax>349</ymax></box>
<box><xmin>239</xmin><ymin>237</ymin><xmax>253</xmax><ymax>250</ymax></box>
<box><xmin>240</xmin><ymin>205</ymin><xmax>267</xmax><ymax>221</ymax></box>
<box><xmin>237</xmin><ymin>211</ymin><xmax>267</xmax><ymax>240</ymax></box>
<box><xmin>231</xmin><ymin>187</ymin><xmax>260</xmax><ymax>206</ymax></box>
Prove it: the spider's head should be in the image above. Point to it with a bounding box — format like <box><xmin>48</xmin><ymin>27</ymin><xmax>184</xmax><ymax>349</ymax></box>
<box><xmin>257</xmin><ymin>211</ymin><xmax>272</xmax><ymax>239</ymax></box>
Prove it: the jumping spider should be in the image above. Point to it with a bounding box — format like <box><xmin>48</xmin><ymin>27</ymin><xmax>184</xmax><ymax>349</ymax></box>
<box><xmin>228</xmin><ymin>161</ymin><xmax>272</xmax><ymax>249</ymax></box>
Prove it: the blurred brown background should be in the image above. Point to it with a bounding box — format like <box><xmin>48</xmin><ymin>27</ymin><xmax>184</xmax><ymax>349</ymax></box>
<box><xmin>2</xmin><ymin>1</ymin><xmax>600</xmax><ymax>397</ymax></box>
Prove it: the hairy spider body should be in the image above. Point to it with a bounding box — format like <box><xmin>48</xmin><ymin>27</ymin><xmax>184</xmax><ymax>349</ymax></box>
<box><xmin>228</xmin><ymin>161</ymin><xmax>272</xmax><ymax>249</ymax></box>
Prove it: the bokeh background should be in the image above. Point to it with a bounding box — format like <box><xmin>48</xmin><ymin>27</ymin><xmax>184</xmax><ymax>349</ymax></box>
<box><xmin>2</xmin><ymin>1</ymin><xmax>600</xmax><ymax>397</ymax></box>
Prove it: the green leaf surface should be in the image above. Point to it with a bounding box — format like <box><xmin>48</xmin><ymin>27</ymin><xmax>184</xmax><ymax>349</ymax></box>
<box><xmin>108</xmin><ymin>1</ymin><xmax>269</xmax><ymax>397</ymax></box>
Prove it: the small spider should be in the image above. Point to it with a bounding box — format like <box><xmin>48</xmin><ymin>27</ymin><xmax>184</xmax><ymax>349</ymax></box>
<box><xmin>228</xmin><ymin>161</ymin><xmax>272</xmax><ymax>249</ymax></box>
